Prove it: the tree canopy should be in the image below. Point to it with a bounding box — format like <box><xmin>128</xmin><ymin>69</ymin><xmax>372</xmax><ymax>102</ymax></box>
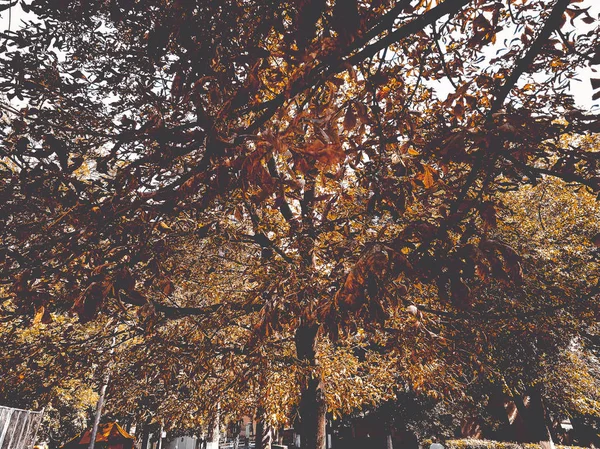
<box><xmin>1</xmin><ymin>0</ymin><xmax>599</xmax><ymax>448</ymax></box>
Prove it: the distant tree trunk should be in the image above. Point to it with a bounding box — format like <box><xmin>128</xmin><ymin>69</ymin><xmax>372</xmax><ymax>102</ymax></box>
<box><xmin>141</xmin><ymin>420</ymin><xmax>151</xmax><ymax>449</ymax></box>
<box><xmin>255</xmin><ymin>410</ymin><xmax>272</xmax><ymax>449</ymax></box>
<box><xmin>88</xmin><ymin>369</ymin><xmax>111</xmax><ymax>449</ymax></box>
<box><xmin>207</xmin><ymin>406</ymin><xmax>220</xmax><ymax>449</ymax></box>
<box><xmin>157</xmin><ymin>424</ymin><xmax>163</xmax><ymax>449</ymax></box>
<box><xmin>296</xmin><ymin>323</ymin><xmax>326</xmax><ymax>449</ymax></box>
<box><xmin>88</xmin><ymin>332</ymin><xmax>116</xmax><ymax>449</ymax></box>
<box><xmin>386</xmin><ymin>434</ymin><xmax>394</xmax><ymax>449</ymax></box>
<box><xmin>384</xmin><ymin>414</ymin><xmax>394</xmax><ymax>449</ymax></box>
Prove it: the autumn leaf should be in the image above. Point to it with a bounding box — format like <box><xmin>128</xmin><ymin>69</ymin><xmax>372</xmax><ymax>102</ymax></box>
<box><xmin>422</xmin><ymin>165</ymin><xmax>435</xmax><ymax>189</ymax></box>
<box><xmin>72</xmin><ymin>282</ymin><xmax>105</xmax><ymax>323</ymax></box>
<box><xmin>479</xmin><ymin>201</ymin><xmax>497</xmax><ymax>229</ymax></box>
<box><xmin>343</xmin><ymin>105</ymin><xmax>357</xmax><ymax>131</ymax></box>
<box><xmin>33</xmin><ymin>305</ymin><xmax>51</xmax><ymax>325</ymax></box>
<box><xmin>157</xmin><ymin>221</ymin><xmax>172</xmax><ymax>232</ymax></box>
<box><xmin>294</xmin><ymin>140</ymin><xmax>345</xmax><ymax>166</ymax></box>
<box><xmin>159</xmin><ymin>278</ymin><xmax>175</xmax><ymax>296</ymax></box>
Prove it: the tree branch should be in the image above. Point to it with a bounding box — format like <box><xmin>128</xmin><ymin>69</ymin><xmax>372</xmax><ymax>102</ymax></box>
<box><xmin>490</xmin><ymin>0</ymin><xmax>571</xmax><ymax>113</ymax></box>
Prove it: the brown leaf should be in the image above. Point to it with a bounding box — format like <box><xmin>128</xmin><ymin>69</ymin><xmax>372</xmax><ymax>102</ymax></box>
<box><xmin>160</xmin><ymin>278</ymin><xmax>175</xmax><ymax>296</ymax></box>
<box><xmin>125</xmin><ymin>289</ymin><xmax>147</xmax><ymax>306</ymax></box>
<box><xmin>450</xmin><ymin>276</ymin><xmax>471</xmax><ymax>310</ymax></box>
<box><xmin>453</xmin><ymin>102</ymin><xmax>465</xmax><ymax>120</ymax></box>
<box><xmin>157</xmin><ymin>221</ymin><xmax>172</xmax><ymax>232</ymax></box>
<box><xmin>295</xmin><ymin>140</ymin><xmax>345</xmax><ymax>166</ymax></box>
<box><xmin>475</xmin><ymin>263</ymin><xmax>489</xmax><ymax>280</ymax></box>
<box><xmin>343</xmin><ymin>105</ymin><xmax>357</xmax><ymax>131</ymax></box>
<box><xmin>479</xmin><ymin>201</ymin><xmax>497</xmax><ymax>229</ymax></box>
<box><xmin>354</xmin><ymin>101</ymin><xmax>369</xmax><ymax>123</ymax></box>
<box><xmin>73</xmin><ymin>282</ymin><xmax>104</xmax><ymax>323</ymax></box>
<box><xmin>114</xmin><ymin>268</ymin><xmax>135</xmax><ymax>292</ymax></box>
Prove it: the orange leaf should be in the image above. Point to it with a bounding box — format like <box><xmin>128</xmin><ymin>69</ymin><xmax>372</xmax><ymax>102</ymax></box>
<box><xmin>423</xmin><ymin>166</ymin><xmax>434</xmax><ymax>189</ymax></box>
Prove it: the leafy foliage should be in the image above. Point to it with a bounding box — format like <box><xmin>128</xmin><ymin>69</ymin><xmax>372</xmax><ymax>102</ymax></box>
<box><xmin>1</xmin><ymin>0</ymin><xmax>599</xmax><ymax>444</ymax></box>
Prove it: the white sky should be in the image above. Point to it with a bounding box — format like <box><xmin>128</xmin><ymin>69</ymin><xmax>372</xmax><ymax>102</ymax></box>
<box><xmin>0</xmin><ymin>3</ymin><xmax>35</xmax><ymax>33</ymax></box>
<box><xmin>1</xmin><ymin>1</ymin><xmax>599</xmax><ymax>111</ymax></box>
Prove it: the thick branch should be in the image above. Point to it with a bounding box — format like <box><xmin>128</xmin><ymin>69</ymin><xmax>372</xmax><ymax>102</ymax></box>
<box><xmin>246</xmin><ymin>0</ymin><xmax>473</xmax><ymax>137</ymax></box>
<box><xmin>346</xmin><ymin>0</ymin><xmax>472</xmax><ymax>66</ymax></box>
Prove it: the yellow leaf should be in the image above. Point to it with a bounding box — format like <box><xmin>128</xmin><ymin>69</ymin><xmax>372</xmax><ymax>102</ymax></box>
<box><xmin>158</xmin><ymin>221</ymin><xmax>171</xmax><ymax>231</ymax></box>
<box><xmin>33</xmin><ymin>305</ymin><xmax>45</xmax><ymax>325</ymax></box>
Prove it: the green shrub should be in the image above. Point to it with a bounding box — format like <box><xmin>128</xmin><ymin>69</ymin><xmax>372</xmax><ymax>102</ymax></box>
<box><xmin>445</xmin><ymin>439</ymin><xmax>588</xmax><ymax>449</ymax></box>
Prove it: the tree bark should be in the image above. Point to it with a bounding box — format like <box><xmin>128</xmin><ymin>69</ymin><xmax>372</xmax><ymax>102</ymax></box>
<box><xmin>255</xmin><ymin>410</ymin><xmax>272</xmax><ymax>449</ymax></box>
<box><xmin>88</xmin><ymin>332</ymin><xmax>116</xmax><ymax>449</ymax></box>
<box><xmin>513</xmin><ymin>387</ymin><xmax>555</xmax><ymax>449</ymax></box>
<box><xmin>206</xmin><ymin>406</ymin><xmax>220</xmax><ymax>449</ymax></box>
<box><xmin>141</xmin><ymin>419</ymin><xmax>151</xmax><ymax>449</ymax></box>
<box><xmin>88</xmin><ymin>369</ymin><xmax>111</xmax><ymax>449</ymax></box>
<box><xmin>296</xmin><ymin>323</ymin><xmax>326</xmax><ymax>449</ymax></box>
<box><xmin>386</xmin><ymin>434</ymin><xmax>394</xmax><ymax>449</ymax></box>
<box><xmin>527</xmin><ymin>387</ymin><xmax>555</xmax><ymax>449</ymax></box>
<box><xmin>157</xmin><ymin>424</ymin><xmax>163</xmax><ymax>449</ymax></box>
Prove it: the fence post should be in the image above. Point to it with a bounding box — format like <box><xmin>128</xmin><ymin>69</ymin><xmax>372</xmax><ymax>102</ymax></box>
<box><xmin>0</xmin><ymin>406</ymin><xmax>44</xmax><ymax>449</ymax></box>
<box><xmin>0</xmin><ymin>408</ymin><xmax>15</xmax><ymax>449</ymax></box>
<box><xmin>15</xmin><ymin>411</ymin><xmax>29</xmax><ymax>449</ymax></box>
<box><xmin>30</xmin><ymin>409</ymin><xmax>44</xmax><ymax>449</ymax></box>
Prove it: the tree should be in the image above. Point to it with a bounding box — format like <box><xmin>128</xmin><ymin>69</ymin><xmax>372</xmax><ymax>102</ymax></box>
<box><xmin>407</xmin><ymin>175</ymin><xmax>600</xmax><ymax>447</ymax></box>
<box><xmin>1</xmin><ymin>1</ymin><xmax>599</xmax><ymax>448</ymax></box>
<box><xmin>0</xmin><ymin>313</ymin><xmax>111</xmax><ymax>448</ymax></box>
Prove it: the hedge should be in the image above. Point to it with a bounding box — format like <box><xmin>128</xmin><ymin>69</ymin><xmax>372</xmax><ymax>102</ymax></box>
<box><xmin>444</xmin><ymin>439</ymin><xmax>588</xmax><ymax>449</ymax></box>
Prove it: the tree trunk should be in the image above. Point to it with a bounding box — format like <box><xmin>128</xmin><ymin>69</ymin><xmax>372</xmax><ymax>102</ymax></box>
<box><xmin>88</xmin><ymin>332</ymin><xmax>116</xmax><ymax>449</ymax></box>
<box><xmin>514</xmin><ymin>387</ymin><xmax>555</xmax><ymax>449</ymax></box>
<box><xmin>527</xmin><ymin>387</ymin><xmax>555</xmax><ymax>449</ymax></box>
<box><xmin>255</xmin><ymin>411</ymin><xmax>272</xmax><ymax>449</ymax></box>
<box><xmin>299</xmin><ymin>374</ymin><xmax>327</xmax><ymax>449</ymax></box>
<box><xmin>157</xmin><ymin>424</ymin><xmax>163</xmax><ymax>449</ymax></box>
<box><xmin>386</xmin><ymin>434</ymin><xmax>394</xmax><ymax>449</ymax></box>
<box><xmin>206</xmin><ymin>407</ymin><xmax>220</xmax><ymax>449</ymax></box>
<box><xmin>296</xmin><ymin>323</ymin><xmax>326</xmax><ymax>449</ymax></box>
<box><xmin>141</xmin><ymin>420</ymin><xmax>151</xmax><ymax>449</ymax></box>
<box><xmin>88</xmin><ymin>369</ymin><xmax>111</xmax><ymax>449</ymax></box>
